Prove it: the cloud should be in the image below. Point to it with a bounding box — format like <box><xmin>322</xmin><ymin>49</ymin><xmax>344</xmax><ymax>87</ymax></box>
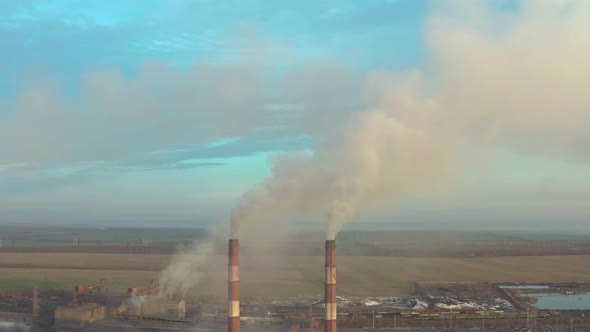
<box><xmin>0</xmin><ymin>0</ymin><xmax>426</xmax><ymax>223</ymax></box>
<box><xmin>0</xmin><ymin>167</ymin><xmax>90</xmax><ymax>194</ymax></box>
<box><xmin>0</xmin><ymin>47</ymin><xmax>361</xmax><ymax>168</ymax></box>
<box><xmin>3</xmin><ymin>0</ymin><xmax>589</xmax><ymax>229</ymax></box>
<box><xmin>0</xmin><ymin>40</ymin><xmax>359</xmax><ymax>198</ymax></box>
<box><xmin>0</xmin><ymin>62</ymin><xmax>264</xmax><ymax>164</ymax></box>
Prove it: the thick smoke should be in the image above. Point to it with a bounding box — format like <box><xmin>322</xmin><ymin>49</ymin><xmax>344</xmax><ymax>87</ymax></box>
<box><xmin>231</xmin><ymin>0</ymin><xmax>590</xmax><ymax>240</ymax></box>
<box><xmin>158</xmin><ymin>239</ymin><xmax>214</xmax><ymax>298</ymax></box>
<box><xmin>231</xmin><ymin>101</ymin><xmax>455</xmax><ymax>240</ymax></box>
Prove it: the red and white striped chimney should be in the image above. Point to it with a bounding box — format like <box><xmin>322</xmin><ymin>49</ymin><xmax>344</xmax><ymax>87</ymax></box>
<box><xmin>324</xmin><ymin>240</ymin><xmax>336</xmax><ymax>332</ymax></box>
<box><xmin>228</xmin><ymin>239</ymin><xmax>240</xmax><ymax>332</ymax></box>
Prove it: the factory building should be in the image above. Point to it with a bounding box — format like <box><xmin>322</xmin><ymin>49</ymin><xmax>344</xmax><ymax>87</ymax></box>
<box><xmin>50</xmin><ymin>237</ymin><xmax>339</xmax><ymax>331</ymax></box>
<box><xmin>54</xmin><ymin>303</ymin><xmax>106</xmax><ymax>328</ymax></box>
<box><xmin>127</xmin><ymin>298</ymin><xmax>187</xmax><ymax>320</ymax></box>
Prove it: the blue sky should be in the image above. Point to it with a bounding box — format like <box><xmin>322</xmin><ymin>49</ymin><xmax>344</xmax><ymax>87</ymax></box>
<box><xmin>1</xmin><ymin>0</ymin><xmax>589</xmax><ymax>230</ymax></box>
<box><xmin>0</xmin><ymin>0</ymin><xmax>427</xmax><ymax>94</ymax></box>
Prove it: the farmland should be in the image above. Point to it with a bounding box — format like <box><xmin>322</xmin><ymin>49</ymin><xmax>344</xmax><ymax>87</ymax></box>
<box><xmin>2</xmin><ymin>252</ymin><xmax>590</xmax><ymax>297</ymax></box>
<box><xmin>0</xmin><ymin>225</ymin><xmax>205</xmax><ymax>252</ymax></box>
<box><xmin>2</xmin><ymin>226</ymin><xmax>590</xmax><ymax>298</ymax></box>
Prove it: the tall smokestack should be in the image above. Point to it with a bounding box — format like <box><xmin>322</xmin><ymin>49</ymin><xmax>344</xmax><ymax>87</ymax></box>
<box><xmin>324</xmin><ymin>240</ymin><xmax>336</xmax><ymax>332</ymax></box>
<box><xmin>228</xmin><ymin>239</ymin><xmax>240</xmax><ymax>332</ymax></box>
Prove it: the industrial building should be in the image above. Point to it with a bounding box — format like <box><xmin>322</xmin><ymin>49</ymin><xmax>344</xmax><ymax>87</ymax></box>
<box><xmin>54</xmin><ymin>303</ymin><xmax>106</xmax><ymax>328</ymax></box>
<box><xmin>126</xmin><ymin>298</ymin><xmax>187</xmax><ymax>320</ymax></box>
<box><xmin>8</xmin><ymin>238</ymin><xmax>587</xmax><ymax>332</ymax></box>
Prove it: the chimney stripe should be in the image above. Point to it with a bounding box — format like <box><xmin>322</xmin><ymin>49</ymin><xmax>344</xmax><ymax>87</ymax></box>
<box><xmin>324</xmin><ymin>240</ymin><xmax>337</xmax><ymax>332</ymax></box>
<box><xmin>228</xmin><ymin>239</ymin><xmax>240</xmax><ymax>332</ymax></box>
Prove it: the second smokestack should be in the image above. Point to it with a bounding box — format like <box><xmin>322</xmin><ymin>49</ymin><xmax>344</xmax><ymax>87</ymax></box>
<box><xmin>228</xmin><ymin>239</ymin><xmax>240</xmax><ymax>332</ymax></box>
<box><xmin>324</xmin><ymin>240</ymin><xmax>336</xmax><ymax>332</ymax></box>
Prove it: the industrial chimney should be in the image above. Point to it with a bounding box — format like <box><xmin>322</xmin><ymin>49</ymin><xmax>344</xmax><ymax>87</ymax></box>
<box><xmin>324</xmin><ymin>240</ymin><xmax>336</xmax><ymax>332</ymax></box>
<box><xmin>228</xmin><ymin>239</ymin><xmax>240</xmax><ymax>332</ymax></box>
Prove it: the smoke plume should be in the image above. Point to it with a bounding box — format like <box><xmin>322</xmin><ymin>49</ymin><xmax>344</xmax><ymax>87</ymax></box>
<box><xmin>231</xmin><ymin>103</ymin><xmax>454</xmax><ymax>240</ymax></box>
<box><xmin>158</xmin><ymin>239</ymin><xmax>214</xmax><ymax>298</ymax></box>
<box><xmin>230</xmin><ymin>0</ymin><xmax>590</xmax><ymax>240</ymax></box>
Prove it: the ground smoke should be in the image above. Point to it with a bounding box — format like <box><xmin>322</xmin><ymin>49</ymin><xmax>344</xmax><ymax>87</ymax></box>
<box><xmin>158</xmin><ymin>240</ymin><xmax>214</xmax><ymax>298</ymax></box>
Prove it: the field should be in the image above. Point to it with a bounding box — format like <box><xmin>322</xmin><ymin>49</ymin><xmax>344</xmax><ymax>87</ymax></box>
<box><xmin>2</xmin><ymin>226</ymin><xmax>590</xmax><ymax>299</ymax></box>
<box><xmin>2</xmin><ymin>252</ymin><xmax>590</xmax><ymax>298</ymax></box>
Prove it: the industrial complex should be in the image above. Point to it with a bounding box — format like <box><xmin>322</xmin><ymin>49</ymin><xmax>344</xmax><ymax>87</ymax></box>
<box><xmin>0</xmin><ymin>237</ymin><xmax>590</xmax><ymax>331</ymax></box>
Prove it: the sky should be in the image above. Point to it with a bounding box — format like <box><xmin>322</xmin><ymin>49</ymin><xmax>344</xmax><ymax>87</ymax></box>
<box><xmin>0</xmin><ymin>0</ymin><xmax>589</xmax><ymax>231</ymax></box>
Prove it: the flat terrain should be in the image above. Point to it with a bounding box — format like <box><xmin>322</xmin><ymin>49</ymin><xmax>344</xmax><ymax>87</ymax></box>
<box><xmin>2</xmin><ymin>252</ymin><xmax>590</xmax><ymax>297</ymax></box>
<box><xmin>0</xmin><ymin>225</ymin><xmax>206</xmax><ymax>253</ymax></box>
<box><xmin>2</xmin><ymin>227</ymin><xmax>590</xmax><ymax>257</ymax></box>
<box><xmin>2</xmin><ymin>227</ymin><xmax>590</xmax><ymax>298</ymax></box>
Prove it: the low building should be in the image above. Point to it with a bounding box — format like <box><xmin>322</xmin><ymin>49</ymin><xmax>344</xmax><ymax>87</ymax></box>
<box><xmin>55</xmin><ymin>303</ymin><xmax>106</xmax><ymax>328</ymax></box>
<box><xmin>127</xmin><ymin>298</ymin><xmax>186</xmax><ymax>320</ymax></box>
